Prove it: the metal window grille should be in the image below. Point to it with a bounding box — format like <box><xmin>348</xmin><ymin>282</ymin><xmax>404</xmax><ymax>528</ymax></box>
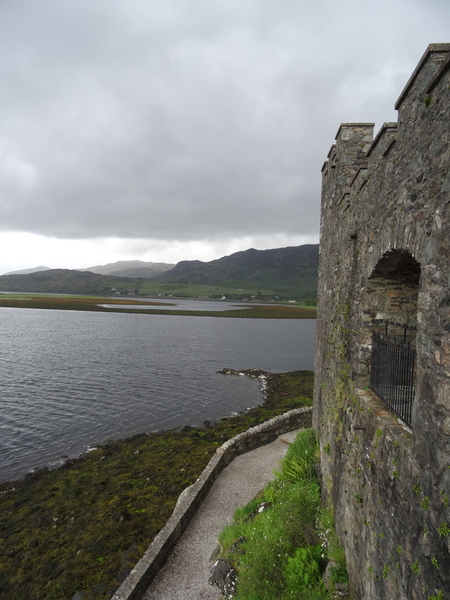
<box><xmin>369</xmin><ymin>322</ymin><xmax>416</xmax><ymax>427</ymax></box>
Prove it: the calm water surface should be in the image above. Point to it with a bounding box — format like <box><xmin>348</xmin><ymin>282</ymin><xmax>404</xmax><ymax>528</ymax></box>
<box><xmin>0</xmin><ymin>307</ymin><xmax>315</xmax><ymax>482</ymax></box>
<box><xmin>101</xmin><ymin>298</ymin><xmax>292</xmax><ymax>311</ymax></box>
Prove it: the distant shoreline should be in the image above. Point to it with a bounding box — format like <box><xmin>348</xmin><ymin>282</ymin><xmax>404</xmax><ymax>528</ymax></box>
<box><xmin>0</xmin><ymin>294</ymin><xmax>316</xmax><ymax>318</ymax></box>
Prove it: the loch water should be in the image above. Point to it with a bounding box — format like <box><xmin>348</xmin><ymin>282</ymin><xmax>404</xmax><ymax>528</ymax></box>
<box><xmin>0</xmin><ymin>303</ymin><xmax>315</xmax><ymax>482</ymax></box>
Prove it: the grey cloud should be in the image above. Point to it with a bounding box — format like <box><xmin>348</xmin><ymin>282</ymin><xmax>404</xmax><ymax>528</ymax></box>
<box><xmin>0</xmin><ymin>0</ymin><xmax>449</xmax><ymax>243</ymax></box>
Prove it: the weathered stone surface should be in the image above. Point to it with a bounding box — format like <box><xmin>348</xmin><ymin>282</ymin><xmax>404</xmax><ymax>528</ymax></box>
<box><xmin>314</xmin><ymin>44</ymin><xmax>450</xmax><ymax>600</ymax></box>
<box><xmin>116</xmin><ymin>545</ymin><xmax>142</xmax><ymax>583</ymax></box>
<box><xmin>442</xmin><ymin>416</ymin><xmax>450</xmax><ymax>436</ymax></box>
<box><xmin>209</xmin><ymin>558</ymin><xmax>238</xmax><ymax>596</ymax></box>
<box><xmin>244</xmin><ymin>501</ymin><xmax>271</xmax><ymax>521</ymax></box>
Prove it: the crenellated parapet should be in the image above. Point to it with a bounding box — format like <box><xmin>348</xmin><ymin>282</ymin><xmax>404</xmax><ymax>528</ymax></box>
<box><xmin>320</xmin><ymin>43</ymin><xmax>450</xmax><ymax>237</ymax></box>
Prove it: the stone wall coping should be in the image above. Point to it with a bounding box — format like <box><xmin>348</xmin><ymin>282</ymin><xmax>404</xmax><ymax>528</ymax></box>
<box><xmin>381</xmin><ymin>136</ymin><xmax>396</xmax><ymax>157</ymax></box>
<box><xmin>338</xmin><ymin>191</ymin><xmax>350</xmax><ymax>206</ymax></box>
<box><xmin>354</xmin><ymin>389</ymin><xmax>412</xmax><ymax>438</ymax></box>
<box><xmin>327</xmin><ymin>144</ymin><xmax>336</xmax><ymax>159</ymax></box>
<box><xmin>349</xmin><ymin>165</ymin><xmax>369</xmax><ymax>188</ymax></box>
<box><xmin>335</xmin><ymin>123</ymin><xmax>375</xmax><ymax>141</ymax></box>
<box><xmin>110</xmin><ymin>406</ymin><xmax>312</xmax><ymax>600</ymax></box>
<box><xmin>395</xmin><ymin>43</ymin><xmax>450</xmax><ymax>109</ymax></box>
<box><xmin>425</xmin><ymin>50</ymin><xmax>450</xmax><ymax>94</ymax></box>
<box><xmin>365</xmin><ymin>122</ymin><xmax>397</xmax><ymax>158</ymax></box>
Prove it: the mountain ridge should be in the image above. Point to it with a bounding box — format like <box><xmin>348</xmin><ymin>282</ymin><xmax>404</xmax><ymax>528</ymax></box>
<box><xmin>0</xmin><ymin>244</ymin><xmax>319</xmax><ymax>299</ymax></box>
<box><xmin>154</xmin><ymin>244</ymin><xmax>318</xmax><ymax>293</ymax></box>
<box><xmin>4</xmin><ymin>266</ymin><xmax>52</xmax><ymax>276</ymax></box>
<box><xmin>80</xmin><ymin>260</ymin><xmax>175</xmax><ymax>278</ymax></box>
<box><xmin>4</xmin><ymin>260</ymin><xmax>176</xmax><ymax>278</ymax></box>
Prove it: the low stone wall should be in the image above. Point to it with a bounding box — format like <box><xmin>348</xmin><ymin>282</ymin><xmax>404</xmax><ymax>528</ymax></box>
<box><xmin>111</xmin><ymin>406</ymin><xmax>312</xmax><ymax>600</ymax></box>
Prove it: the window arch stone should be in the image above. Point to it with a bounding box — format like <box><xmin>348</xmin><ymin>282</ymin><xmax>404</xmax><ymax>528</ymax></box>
<box><xmin>356</xmin><ymin>249</ymin><xmax>420</xmax><ymax>387</ymax></box>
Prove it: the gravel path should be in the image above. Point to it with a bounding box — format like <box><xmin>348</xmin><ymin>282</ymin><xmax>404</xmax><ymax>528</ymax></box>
<box><xmin>142</xmin><ymin>431</ymin><xmax>299</xmax><ymax>600</ymax></box>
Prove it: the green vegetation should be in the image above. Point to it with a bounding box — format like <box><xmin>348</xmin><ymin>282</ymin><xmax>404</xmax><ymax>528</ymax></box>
<box><xmin>421</xmin><ymin>496</ymin><xmax>430</xmax><ymax>510</ymax></box>
<box><xmin>138</xmin><ymin>280</ymin><xmax>316</xmax><ymax>303</ymax></box>
<box><xmin>0</xmin><ymin>294</ymin><xmax>316</xmax><ymax>318</ymax></box>
<box><xmin>215</xmin><ymin>429</ymin><xmax>349</xmax><ymax>600</ymax></box>
<box><xmin>0</xmin><ymin>244</ymin><xmax>319</xmax><ymax>301</ymax></box>
<box><xmin>413</xmin><ymin>480</ymin><xmax>422</xmax><ymax>495</ymax></box>
<box><xmin>0</xmin><ymin>370</ymin><xmax>314</xmax><ymax>600</ymax></box>
<box><xmin>154</xmin><ymin>244</ymin><xmax>319</xmax><ymax>301</ymax></box>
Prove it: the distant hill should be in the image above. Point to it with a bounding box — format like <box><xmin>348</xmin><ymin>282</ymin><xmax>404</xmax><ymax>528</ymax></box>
<box><xmin>154</xmin><ymin>245</ymin><xmax>319</xmax><ymax>296</ymax></box>
<box><xmin>4</xmin><ymin>266</ymin><xmax>51</xmax><ymax>276</ymax></box>
<box><xmin>81</xmin><ymin>260</ymin><xmax>175</xmax><ymax>278</ymax></box>
<box><xmin>0</xmin><ymin>245</ymin><xmax>319</xmax><ymax>298</ymax></box>
<box><xmin>0</xmin><ymin>269</ymin><xmax>140</xmax><ymax>295</ymax></box>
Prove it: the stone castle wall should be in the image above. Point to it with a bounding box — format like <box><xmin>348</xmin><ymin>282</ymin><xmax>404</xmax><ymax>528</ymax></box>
<box><xmin>314</xmin><ymin>44</ymin><xmax>450</xmax><ymax>599</ymax></box>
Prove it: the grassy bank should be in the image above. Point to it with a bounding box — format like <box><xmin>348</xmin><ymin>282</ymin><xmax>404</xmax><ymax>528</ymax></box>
<box><xmin>0</xmin><ymin>370</ymin><xmax>313</xmax><ymax>600</ymax></box>
<box><xmin>0</xmin><ymin>294</ymin><xmax>316</xmax><ymax>318</ymax></box>
<box><xmin>215</xmin><ymin>429</ymin><xmax>350</xmax><ymax>599</ymax></box>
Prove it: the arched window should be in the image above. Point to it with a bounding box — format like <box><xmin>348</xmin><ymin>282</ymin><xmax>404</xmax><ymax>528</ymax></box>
<box><xmin>363</xmin><ymin>250</ymin><xmax>420</xmax><ymax>426</ymax></box>
<box><xmin>367</xmin><ymin>250</ymin><xmax>420</xmax><ymax>329</ymax></box>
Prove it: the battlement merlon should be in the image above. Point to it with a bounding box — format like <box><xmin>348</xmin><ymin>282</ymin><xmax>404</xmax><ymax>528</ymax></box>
<box><xmin>395</xmin><ymin>43</ymin><xmax>450</xmax><ymax>110</ymax></box>
<box><xmin>334</xmin><ymin>123</ymin><xmax>374</xmax><ymax>143</ymax></box>
<box><xmin>322</xmin><ymin>125</ymin><xmax>373</xmax><ymax>182</ymax></box>
<box><xmin>365</xmin><ymin>122</ymin><xmax>397</xmax><ymax>159</ymax></box>
<box><xmin>322</xmin><ymin>124</ymin><xmax>374</xmax><ymax>196</ymax></box>
<box><xmin>335</xmin><ymin>124</ymin><xmax>374</xmax><ymax>163</ymax></box>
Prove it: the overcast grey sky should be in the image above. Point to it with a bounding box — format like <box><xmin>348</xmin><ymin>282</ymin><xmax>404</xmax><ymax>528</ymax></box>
<box><xmin>0</xmin><ymin>0</ymin><xmax>449</xmax><ymax>273</ymax></box>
